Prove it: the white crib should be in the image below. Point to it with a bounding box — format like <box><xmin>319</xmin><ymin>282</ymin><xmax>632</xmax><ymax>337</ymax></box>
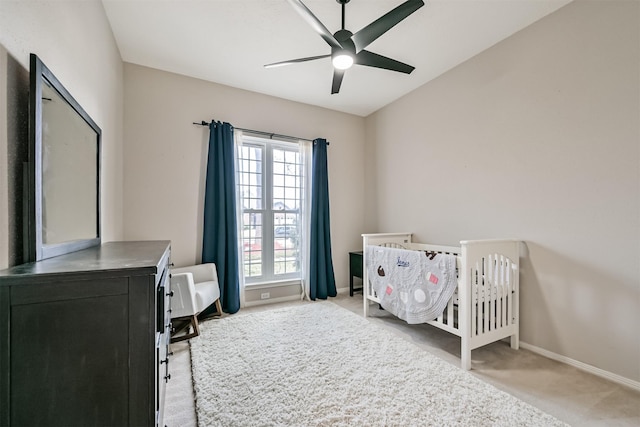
<box><xmin>362</xmin><ymin>232</ymin><xmax>520</xmax><ymax>370</ymax></box>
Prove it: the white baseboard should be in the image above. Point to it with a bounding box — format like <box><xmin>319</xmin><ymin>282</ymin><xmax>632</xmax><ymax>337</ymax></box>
<box><xmin>520</xmin><ymin>341</ymin><xmax>640</xmax><ymax>392</ymax></box>
<box><xmin>243</xmin><ymin>294</ymin><xmax>301</xmax><ymax>308</ymax></box>
<box><xmin>244</xmin><ymin>286</ymin><xmax>352</xmax><ymax>308</ymax></box>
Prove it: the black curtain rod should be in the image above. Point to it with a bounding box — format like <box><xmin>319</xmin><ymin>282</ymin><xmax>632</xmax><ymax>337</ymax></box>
<box><xmin>192</xmin><ymin>121</ymin><xmax>328</xmax><ymax>145</ymax></box>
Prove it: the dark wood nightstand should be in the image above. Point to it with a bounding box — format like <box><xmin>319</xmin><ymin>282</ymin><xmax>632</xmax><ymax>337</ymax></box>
<box><xmin>349</xmin><ymin>251</ymin><xmax>363</xmax><ymax>296</ymax></box>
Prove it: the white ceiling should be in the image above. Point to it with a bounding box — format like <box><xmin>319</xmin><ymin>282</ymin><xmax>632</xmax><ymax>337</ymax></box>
<box><xmin>102</xmin><ymin>0</ymin><xmax>572</xmax><ymax>117</ymax></box>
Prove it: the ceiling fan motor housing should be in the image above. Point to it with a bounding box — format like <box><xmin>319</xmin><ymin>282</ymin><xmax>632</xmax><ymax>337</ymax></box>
<box><xmin>333</xmin><ymin>29</ymin><xmax>355</xmax><ymax>54</ymax></box>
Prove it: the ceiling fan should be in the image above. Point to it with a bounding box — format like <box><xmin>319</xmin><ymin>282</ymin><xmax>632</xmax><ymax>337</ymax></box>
<box><xmin>265</xmin><ymin>0</ymin><xmax>425</xmax><ymax>94</ymax></box>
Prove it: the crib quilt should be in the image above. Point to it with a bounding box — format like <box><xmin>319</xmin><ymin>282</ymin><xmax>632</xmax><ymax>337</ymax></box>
<box><xmin>366</xmin><ymin>245</ymin><xmax>457</xmax><ymax>324</ymax></box>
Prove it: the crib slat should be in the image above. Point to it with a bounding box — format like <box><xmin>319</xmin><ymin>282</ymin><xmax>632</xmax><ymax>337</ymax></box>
<box><xmin>476</xmin><ymin>264</ymin><xmax>481</xmax><ymax>336</ymax></box>
<box><xmin>498</xmin><ymin>257</ymin><xmax>502</xmax><ymax>328</ymax></box>
<box><xmin>476</xmin><ymin>262</ymin><xmax>482</xmax><ymax>336</ymax></box>
<box><xmin>498</xmin><ymin>259</ymin><xmax>504</xmax><ymax>328</ymax></box>
<box><xmin>487</xmin><ymin>255</ymin><xmax>492</xmax><ymax>332</ymax></box>
<box><xmin>502</xmin><ymin>258</ymin><xmax>508</xmax><ymax>327</ymax></box>
<box><xmin>481</xmin><ymin>263</ymin><xmax>485</xmax><ymax>335</ymax></box>
<box><xmin>492</xmin><ymin>254</ymin><xmax>497</xmax><ymax>331</ymax></box>
<box><xmin>497</xmin><ymin>255</ymin><xmax>503</xmax><ymax>329</ymax></box>
<box><xmin>472</xmin><ymin>264</ymin><xmax>478</xmax><ymax>336</ymax></box>
<box><xmin>492</xmin><ymin>257</ymin><xmax>497</xmax><ymax>329</ymax></box>
<box><xmin>489</xmin><ymin>257</ymin><xmax>492</xmax><ymax>331</ymax></box>
<box><xmin>488</xmin><ymin>258</ymin><xmax>492</xmax><ymax>331</ymax></box>
<box><xmin>492</xmin><ymin>255</ymin><xmax>497</xmax><ymax>331</ymax></box>
<box><xmin>502</xmin><ymin>258</ymin><xmax>507</xmax><ymax>327</ymax></box>
<box><xmin>507</xmin><ymin>260</ymin><xmax>513</xmax><ymax>326</ymax></box>
<box><xmin>500</xmin><ymin>257</ymin><xmax>505</xmax><ymax>328</ymax></box>
<box><xmin>511</xmin><ymin>261</ymin><xmax>516</xmax><ymax>325</ymax></box>
<box><xmin>441</xmin><ymin>296</ymin><xmax>447</xmax><ymax>326</ymax></box>
<box><xmin>482</xmin><ymin>257</ymin><xmax>488</xmax><ymax>334</ymax></box>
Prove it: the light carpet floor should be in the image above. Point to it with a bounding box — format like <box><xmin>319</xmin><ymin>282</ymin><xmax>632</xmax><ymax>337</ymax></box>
<box><xmin>190</xmin><ymin>301</ymin><xmax>567</xmax><ymax>426</ymax></box>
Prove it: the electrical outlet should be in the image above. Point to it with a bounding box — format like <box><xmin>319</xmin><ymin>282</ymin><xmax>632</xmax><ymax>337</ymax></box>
<box><xmin>260</xmin><ymin>292</ymin><xmax>270</xmax><ymax>300</ymax></box>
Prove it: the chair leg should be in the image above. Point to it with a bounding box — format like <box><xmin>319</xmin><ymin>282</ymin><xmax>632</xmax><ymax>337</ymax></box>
<box><xmin>170</xmin><ymin>315</ymin><xmax>200</xmax><ymax>343</ymax></box>
<box><xmin>200</xmin><ymin>299</ymin><xmax>224</xmax><ymax>321</ymax></box>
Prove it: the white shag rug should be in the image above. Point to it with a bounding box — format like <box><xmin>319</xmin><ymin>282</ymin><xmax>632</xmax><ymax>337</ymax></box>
<box><xmin>190</xmin><ymin>302</ymin><xmax>566</xmax><ymax>427</ymax></box>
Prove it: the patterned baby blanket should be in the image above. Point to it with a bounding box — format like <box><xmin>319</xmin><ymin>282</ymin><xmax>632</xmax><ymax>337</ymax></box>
<box><xmin>366</xmin><ymin>245</ymin><xmax>457</xmax><ymax>324</ymax></box>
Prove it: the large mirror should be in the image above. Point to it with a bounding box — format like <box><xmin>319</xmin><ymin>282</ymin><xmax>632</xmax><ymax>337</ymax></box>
<box><xmin>27</xmin><ymin>54</ymin><xmax>101</xmax><ymax>262</ymax></box>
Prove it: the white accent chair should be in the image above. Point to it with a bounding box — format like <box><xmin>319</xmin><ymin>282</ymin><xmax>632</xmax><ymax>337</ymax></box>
<box><xmin>170</xmin><ymin>263</ymin><xmax>222</xmax><ymax>343</ymax></box>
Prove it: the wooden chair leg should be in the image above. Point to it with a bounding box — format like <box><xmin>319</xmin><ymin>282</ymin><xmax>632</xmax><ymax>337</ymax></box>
<box><xmin>191</xmin><ymin>314</ymin><xmax>200</xmax><ymax>336</ymax></box>
<box><xmin>200</xmin><ymin>299</ymin><xmax>223</xmax><ymax>321</ymax></box>
<box><xmin>170</xmin><ymin>315</ymin><xmax>200</xmax><ymax>343</ymax></box>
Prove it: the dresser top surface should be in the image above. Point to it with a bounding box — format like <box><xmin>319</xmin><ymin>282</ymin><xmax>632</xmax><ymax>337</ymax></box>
<box><xmin>0</xmin><ymin>241</ymin><xmax>170</xmax><ymax>283</ymax></box>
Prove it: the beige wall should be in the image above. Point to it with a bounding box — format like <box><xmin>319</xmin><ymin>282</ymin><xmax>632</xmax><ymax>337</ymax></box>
<box><xmin>365</xmin><ymin>0</ymin><xmax>639</xmax><ymax>382</ymax></box>
<box><xmin>0</xmin><ymin>44</ymin><xmax>27</xmax><ymax>269</ymax></box>
<box><xmin>123</xmin><ymin>64</ymin><xmax>366</xmax><ymax>296</ymax></box>
<box><xmin>0</xmin><ymin>0</ymin><xmax>124</xmax><ymax>268</ymax></box>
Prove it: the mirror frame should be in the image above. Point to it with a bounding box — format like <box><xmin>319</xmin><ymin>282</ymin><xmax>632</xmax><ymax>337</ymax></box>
<box><xmin>27</xmin><ymin>54</ymin><xmax>101</xmax><ymax>262</ymax></box>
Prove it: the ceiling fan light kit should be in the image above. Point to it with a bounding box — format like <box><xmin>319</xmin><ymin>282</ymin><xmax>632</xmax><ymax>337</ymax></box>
<box><xmin>332</xmin><ymin>51</ymin><xmax>354</xmax><ymax>70</ymax></box>
<box><xmin>266</xmin><ymin>0</ymin><xmax>425</xmax><ymax>94</ymax></box>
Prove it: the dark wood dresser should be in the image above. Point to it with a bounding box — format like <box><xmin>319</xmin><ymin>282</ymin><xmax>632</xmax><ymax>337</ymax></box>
<box><xmin>0</xmin><ymin>241</ymin><xmax>172</xmax><ymax>427</ymax></box>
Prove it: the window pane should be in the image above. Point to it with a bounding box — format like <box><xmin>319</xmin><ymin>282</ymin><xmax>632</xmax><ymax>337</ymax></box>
<box><xmin>241</xmin><ymin>213</ymin><xmax>262</xmax><ymax>278</ymax></box>
<box><xmin>284</xmin><ymin>150</ymin><xmax>296</xmax><ymax>163</ymax></box>
<box><xmin>273</xmin><ymin>147</ymin><xmax>301</xmax><ymax>213</ymax></box>
<box><xmin>273</xmin><ymin>211</ymin><xmax>300</xmax><ymax>277</ymax></box>
<box><xmin>273</xmin><ymin>199</ymin><xmax>285</xmax><ymax>210</ymax></box>
<box><xmin>273</xmin><ymin>161</ymin><xmax>284</xmax><ymax>175</ymax></box>
<box><xmin>238</xmin><ymin>145</ymin><xmax>263</xmax><ymax>212</ymax></box>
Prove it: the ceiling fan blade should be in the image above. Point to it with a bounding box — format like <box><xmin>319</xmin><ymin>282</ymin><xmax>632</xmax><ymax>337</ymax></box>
<box><xmin>264</xmin><ymin>54</ymin><xmax>331</xmax><ymax>68</ymax></box>
<box><xmin>331</xmin><ymin>69</ymin><xmax>345</xmax><ymax>94</ymax></box>
<box><xmin>355</xmin><ymin>50</ymin><xmax>415</xmax><ymax>74</ymax></box>
<box><xmin>286</xmin><ymin>0</ymin><xmax>343</xmax><ymax>50</ymax></box>
<box><xmin>352</xmin><ymin>0</ymin><xmax>425</xmax><ymax>52</ymax></box>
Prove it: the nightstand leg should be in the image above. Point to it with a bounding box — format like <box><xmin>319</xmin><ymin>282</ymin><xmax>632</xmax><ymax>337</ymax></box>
<box><xmin>350</xmin><ymin>275</ymin><xmax>354</xmax><ymax>297</ymax></box>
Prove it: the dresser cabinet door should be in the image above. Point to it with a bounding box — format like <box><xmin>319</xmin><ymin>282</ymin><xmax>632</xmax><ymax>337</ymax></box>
<box><xmin>10</xmin><ymin>278</ymin><xmax>129</xmax><ymax>426</ymax></box>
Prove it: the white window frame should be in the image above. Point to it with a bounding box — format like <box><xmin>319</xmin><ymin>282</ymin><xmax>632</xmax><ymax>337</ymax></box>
<box><xmin>238</xmin><ymin>134</ymin><xmax>303</xmax><ymax>286</ymax></box>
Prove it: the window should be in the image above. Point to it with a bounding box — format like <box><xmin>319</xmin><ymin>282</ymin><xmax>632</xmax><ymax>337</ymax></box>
<box><xmin>237</xmin><ymin>135</ymin><xmax>303</xmax><ymax>285</ymax></box>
